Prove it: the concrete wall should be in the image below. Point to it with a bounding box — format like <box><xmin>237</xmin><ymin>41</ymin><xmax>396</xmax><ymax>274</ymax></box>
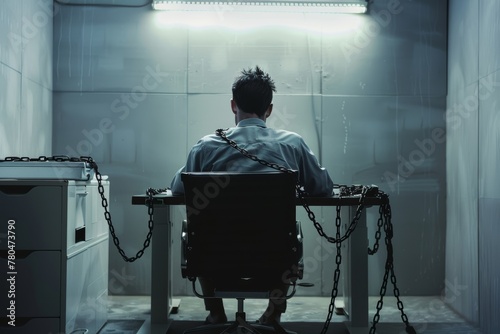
<box><xmin>447</xmin><ymin>1</ymin><xmax>500</xmax><ymax>332</ymax></box>
<box><xmin>51</xmin><ymin>0</ymin><xmax>448</xmax><ymax>298</ymax></box>
<box><xmin>0</xmin><ymin>0</ymin><xmax>53</xmax><ymax>157</ymax></box>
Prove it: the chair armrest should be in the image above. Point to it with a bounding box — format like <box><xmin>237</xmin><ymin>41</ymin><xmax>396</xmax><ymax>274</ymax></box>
<box><xmin>296</xmin><ymin>220</ymin><xmax>303</xmax><ymax>243</ymax></box>
<box><xmin>292</xmin><ymin>220</ymin><xmax>304</xmax><ymax>280</ymax></box>
<box><xmin>181</xmin><ymin>220</ymin><xmax>188</xmax><ymax>277</ymax></box>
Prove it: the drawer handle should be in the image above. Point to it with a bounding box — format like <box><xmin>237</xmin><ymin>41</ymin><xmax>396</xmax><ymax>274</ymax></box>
<box><xmin>0</xmin><ymin>250</ymin><xmax>34</xmax><ymax>259</ymax></box>
<box><xmin>0</xmin><ymin>186</ymin><xmax>36</xmax><ymax>195</ymax></box>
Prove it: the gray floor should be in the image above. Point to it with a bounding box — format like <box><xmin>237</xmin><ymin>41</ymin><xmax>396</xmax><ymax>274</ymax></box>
<box><xmin>105</xmin><ymin>295</ymin><xmax>483</xmax><ymax>333</ymax></box>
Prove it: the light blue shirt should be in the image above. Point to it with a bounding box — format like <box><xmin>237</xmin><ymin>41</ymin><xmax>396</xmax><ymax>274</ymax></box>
<box><xmin>170</xmin><ymin>118</ymin><xmax>334</xmax><ymax>196</ymax></box>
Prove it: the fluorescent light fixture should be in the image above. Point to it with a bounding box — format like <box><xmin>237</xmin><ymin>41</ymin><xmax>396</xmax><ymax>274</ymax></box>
<box><xmin>153</xmin><ymin>9</ymin><xmax>364</xmax><ymax>32</ymax></box>
<box><xmin>152</xmin><ymin>0</ymin><xmax>368</xmax><ymax>14</ymax></box>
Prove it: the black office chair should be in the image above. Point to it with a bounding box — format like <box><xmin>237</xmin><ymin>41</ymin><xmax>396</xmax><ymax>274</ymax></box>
<box><xmin>180</xmin><ymin>171</ymin><xmax>304</xmax><ymax>334</ymax></box>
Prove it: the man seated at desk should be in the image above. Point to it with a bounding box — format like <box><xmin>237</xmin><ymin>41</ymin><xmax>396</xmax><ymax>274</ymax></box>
<box><xmin>170</xmin><ymin>65</ymin><xmax>334</xmax><ymax>326</ymax></box>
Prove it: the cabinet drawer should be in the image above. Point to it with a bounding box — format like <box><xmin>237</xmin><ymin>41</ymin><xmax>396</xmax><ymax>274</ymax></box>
<box><xmin>0</xmin><ymin>185</ymin><xmax>63</xmax><ymax>250</ymax></box>
<box><xmin>0</xmin><ymin>251</ymin><xmax>61</xmax><ymax>317</ymax></box>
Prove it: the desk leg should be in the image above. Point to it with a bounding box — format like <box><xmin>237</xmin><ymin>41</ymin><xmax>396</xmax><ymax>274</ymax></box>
<box><xmin>345</xmin><ymin>207</ymin><xmax>368</xmax><ymax>332</ymax></box>
<box><xmin>149</xmin><ymin>206</ymin><xmax>172</xmax><ymax>332</ymax></box>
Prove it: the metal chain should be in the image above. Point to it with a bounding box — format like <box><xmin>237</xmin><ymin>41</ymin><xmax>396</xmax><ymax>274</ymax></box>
<box><xmin>319</xmin><ymin>205</ymin><xmax>344</xmax><ymax>334</ymax></box>
<box><xmin>1</xmin><ymin>155</ymin><xmax>160</xmax><ymax>262</ymax></box>
<box><xmin>3</xmin><ymin>152</ymin><xmax>416</xmax><ymax>332</ymax></box>
<box><xmin>2</xmin><ymin>155</ymin><xmax>161</xmax><ymax>263</ymax></box>
<box><xmin>368</xmin><ymin>204</ymin><xmax>385</xmax><ymax>255</ymax></box>
<box><xmin>81</xmin><ymin>156</ymin><xmax>165</xmax><ymax>263</ymax></box>
<box><xmin>215</xmin><ymin>129</ymin><xmax>365</xmax><ymax>331</ymax></box>
<box><xmin>1</xmin><ymin>155</ymin><xmax>86</xmax><ymax>162</ymax></box>
<box><xmin>215</xmin><ymin>128</ymin><xmax>366</xmax><ymax>244</ymax></box>
<box><xmin>369</xmin><ymin>201</ymin><xmax>416</xmax><ymax>334</ymax></box>
<box><xmin>215</xmin><ymin>129</ymin><xmax>416</xmax><ymax>334</ymax></box>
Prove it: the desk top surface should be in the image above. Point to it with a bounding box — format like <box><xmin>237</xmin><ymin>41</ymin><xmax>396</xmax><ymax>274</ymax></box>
<box><xmin>131</xmin><ymin>189</ymin><xmax>388</xmax><ymax>207</ymax></box>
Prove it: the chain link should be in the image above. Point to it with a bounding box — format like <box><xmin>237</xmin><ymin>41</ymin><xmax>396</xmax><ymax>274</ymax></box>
<box><xmin>215</xmin><ymin>129</ymin><xmax>416</xmax><ymax>334</ymax></box>
<box><xmin>368</xmin><ymin>204</ymin><xmax>385</xmax><ymax>255</ymax></box>
<box><xmin>0</xmin><ymin>155</ymin><xmax>91</xmax><ymax>162</ymax></box>
<box><xmin>369</xmin><ymin>201</ymin><xmax>416</xmax><ymax>334</ymax></box>
<box><xmin>0</xmin><ymin>155</ymin><xmax>160</xmax><ymax>262</ymax></box>
<box><xmin>216</xmin><ymin>129</ymin><xmax>363</xmax><ymax>332</ymax></box>
<box><xmin>2</xmin><ymin>152</ymin><xmax>415</xmax><ymax>333</ymax></box>
<box><xmin>81</xmin><ymin>156</ymin><xmax>165</xmax><ymax>262</ymax></box>
<box><xmin>216</xmin><ymin>128</ymin><xmax>367</xmax><ymax>244</ymax></box>
<box><xmin>319</xmin><ymin>205</ymin><xmax>344</xmax><ymax>334</ymax></box>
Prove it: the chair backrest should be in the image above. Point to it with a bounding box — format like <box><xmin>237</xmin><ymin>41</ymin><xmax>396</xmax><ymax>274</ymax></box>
<box><xmin>181</xmin><ymin>171</ymin><xmax>300</xmax><ymax>282</ymax></box>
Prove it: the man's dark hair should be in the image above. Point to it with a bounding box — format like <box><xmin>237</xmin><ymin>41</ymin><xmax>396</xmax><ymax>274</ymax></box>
<box><xmin>232</xmin><ymin>66</ymin><xmax>276</xmax><ymax>117</ymax></box>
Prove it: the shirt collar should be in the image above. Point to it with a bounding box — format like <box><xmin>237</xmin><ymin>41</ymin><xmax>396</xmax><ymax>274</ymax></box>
<box><xmin>236</xmin><ymin>118</ymin><xmax>267</xmax><ymax>128</ymax></box>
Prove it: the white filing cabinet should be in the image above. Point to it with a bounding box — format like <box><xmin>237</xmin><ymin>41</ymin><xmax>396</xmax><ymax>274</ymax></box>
<box><xmin>0</xmin><ymin>178</ymin><xmax>109</xmax><ymax>334</ymax></box>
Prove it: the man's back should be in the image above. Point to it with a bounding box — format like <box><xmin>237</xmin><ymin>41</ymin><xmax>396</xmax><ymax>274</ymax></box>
<box><xmin>170</xmin><ymin>118</ymin><xmax>333</xmax><ymax>196</ymax></box>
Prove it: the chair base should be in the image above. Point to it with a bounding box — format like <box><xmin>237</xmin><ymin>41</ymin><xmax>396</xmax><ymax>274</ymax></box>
<box><xmin>183</xmin><ymin>296</ymin><xmax>296</xmax><ymax>334</ymax></box>
<box><xmin>182</xmin><ymin>317</ymin><xmax>297</xmax><ymax>334</ymax></box>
